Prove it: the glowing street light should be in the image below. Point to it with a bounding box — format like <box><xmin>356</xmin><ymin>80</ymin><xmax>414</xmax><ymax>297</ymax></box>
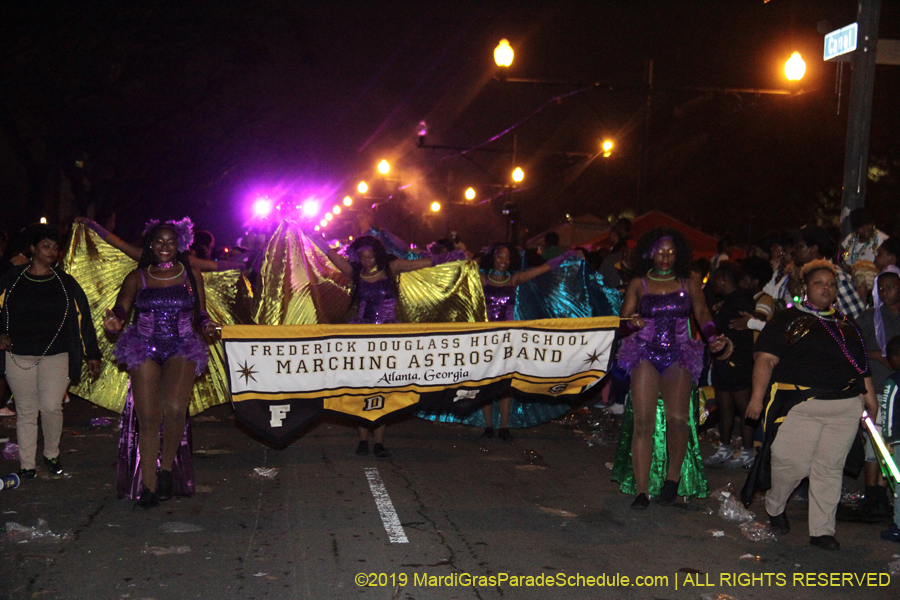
<box><xmin>464</xmin><ymin>187</ymin><xmax>476</xmax><ymax>201</ymax></box>
<box><xmin>320</xmin><ymin>219</ymin><xmax>327</xmax><ymax>227</ymax></box>
<box><xmin>430</xmin><ymin>201</ymin><xmax>441</xmax><ymax>212</ymax></box>
<box><xmin>325</xmin><ymin>212</ymin><xmax>333</xmax><ymax>221</ymax></box>
<box><xmin>784</xmin><ymin>52</ymin><xmax>806</xmax><ymax>81</ymax></box>
<box><xmin>602</xmin><ymin>140</ymin><xmax>614</xmax><ymax>157</ymax></box>
<box><xmin>40</xmin><ymin>217</ymin><xmax>48</xmax><ymax>224</ymax></box>
<box><xmin>332</xmin><ymin>205</ymin><xmax>341</xmax><ymax>215</ymax></box>
<box><xmin>343</xmin><ymin>196</ymin><xmax>353</xmax><ymax>207</ymax></box>
<box><xmin>512</xmin><ymin>167</ymin><xmax>524</xmax><ymax>183</ymax></box>
<box><xmin>358</xmin><ymin>181</ymin><xmax>368</xmax><ymax>194</ymax></box>
<box><xmin>314</xmin><ymin>225</ymin><xmax>320</xmax><ymax>231</ymax></box>
<box><xmin>377</xmin><ymin>160</ymin><xmax>390</xmax><ymax>175</ymax></box>
<box><xmin>494</xmin><ymin>39</ymin><xmax>514</xmax><ymax>68</ymax></box>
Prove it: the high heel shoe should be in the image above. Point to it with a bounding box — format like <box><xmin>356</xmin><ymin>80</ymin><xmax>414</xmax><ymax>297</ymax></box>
<box><xmin>658</xmin><ymin>479</ymin><xmax>680</xmax><ymax>506</ymax></box>
<box><xmin>631</xmin><ymin>493</ymin><xmax>650</xmax><ymax>510</ymax></box>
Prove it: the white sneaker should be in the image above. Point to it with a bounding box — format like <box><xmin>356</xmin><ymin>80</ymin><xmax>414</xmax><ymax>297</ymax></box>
<box><xmin>723</xmin><ymin>448</ymin><xmax>755</xmax><ymax>468</ymax></box>
<box><xmin>603</xmin><ymin>403</ymin><xmax>625</xmax><ymax>415</ymax></box>
<box><xmin>704</xmin><ymin>444</ymin><xmax>733</xmax><ymax>466</ymax></box>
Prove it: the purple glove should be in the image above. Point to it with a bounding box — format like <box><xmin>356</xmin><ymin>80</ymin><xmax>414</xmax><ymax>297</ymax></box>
<box><xmin>701</xmin><ymin>321</ymin><xmax>718</xmax><ymax>344</ymax></box>
<box><xmin>546</xmin><ymin>249</ymin><xmax>579</xmax><ymax>270</ymax></box>
<box><xmin>431</xmin><ymin>249</ymin><xmax>467</xmax><ymax>266</ymax></box>
<box><xmin>83</xmin><ymin>219</ymin><xmax>110</xmax><ymax>239</ymax></box>
<box><xmin>303</xmin><ymin>229</ymin><xmax>332</xmax><ymax>255</ymax></box>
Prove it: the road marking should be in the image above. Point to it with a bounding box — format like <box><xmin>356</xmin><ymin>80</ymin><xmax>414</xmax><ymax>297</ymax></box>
<box><xmin>364</xmin><ymin>467</ymin><xmax>409</xmax><ymax>544</ymax></box>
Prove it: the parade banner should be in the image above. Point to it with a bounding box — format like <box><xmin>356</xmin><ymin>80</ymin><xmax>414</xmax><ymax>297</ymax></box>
<box><xmin>223</xmin><ymin>317</ymin><xmax>619</xmax><ymax>444</ymax></box>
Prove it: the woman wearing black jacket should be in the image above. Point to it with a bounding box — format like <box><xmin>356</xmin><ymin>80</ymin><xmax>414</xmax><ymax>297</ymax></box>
<box><xmin>0</xmin><ymin>225</ymin><xmax>101</xmax><ymax>480</ymax></box>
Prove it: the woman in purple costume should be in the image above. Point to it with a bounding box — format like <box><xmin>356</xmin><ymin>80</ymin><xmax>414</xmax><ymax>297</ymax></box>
<box><xmin>307</xmin><ymin>233</ymin><xmax>466</xmax><ymax>457</ymax></box>
<box><xmin>479</xmin><ymin>243</ymin><xmax>579</xmax><ymax>440</ymax></box>
<box><xmin>617</xmin><ymin>228</ymin><xmax>728</xmax><ymax>509</ymax></box>
<box><xmin>104</xmin><ymin>219</ymin><xmax>218</xmax><ymax>509</ymax></box>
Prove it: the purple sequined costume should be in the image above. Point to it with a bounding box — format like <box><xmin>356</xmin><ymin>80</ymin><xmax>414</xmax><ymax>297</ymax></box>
<box><xmin>484</xmin><ymin>284</ymin><xmax>516</xmax><ymax>322</ymax></box>
<box><xmin>114</xmin><ymin>270</ymin><xmax>209</xmax><ymax>375</ymax></box>
<box><xmin>349</xmin><ymin>278</ymin><xmax>397</xmax><ymax>324</ymax></box>
<box><xmin>616</xmin><ymin>279</ymin><xmax>704</xmax><ymax>383</ymax></box>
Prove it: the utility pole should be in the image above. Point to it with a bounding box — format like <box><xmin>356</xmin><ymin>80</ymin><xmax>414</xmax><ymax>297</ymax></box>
<box><xmin>839</xmin><ymin>0</ymin><xmax>881</xmax><ymax>236</ymax></box>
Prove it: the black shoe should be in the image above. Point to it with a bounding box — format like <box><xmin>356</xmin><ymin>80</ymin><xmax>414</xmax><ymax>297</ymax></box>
<box><xmin>134</xmin><ymin>488</ymin><xmax>160</xmax><ymax>510</ymax></box>
<box><xmin>631</xmin><ymin>493</ymin><xmax>650</xmax><ymax>510</ymax></box>
<box><xmin>43</xmin><ymin>456</ymin><xmax>63</xmax><ymax>477</ymax></box>
<box><xmin>498</xmin><ymin>428</ymin><xmax>512</xmax><ymax>442</ymax></box>
<box><xmin>658</xmin><ymin>479</ymin><xmax>679</xmax><ymax>506</ymax></box>
<box><xmin>356</xmin><ymin>441</ymin><xmax>369</xmax><ymax>456</ymax></box>
<box><xmin>480</xmin><ymin>427</ymin><xmax>494</xmax><ymax>439</ymax></box>
<box><xmin>156</xmin><ymin>469</ymin><xmax>173</xmax><ymax>501</ymax></box>
<box><xmin>16</xmin><ymin>468</ymin><xmax>36</xmax><ymax>480</ymax></box>
<box><xmin>373</xmin><ymin>443</ymin><xmax>391</xmax><ymax>458</ymax></box>
<box><xmin>809</xmin><ymin>535</ymin><xmax>840</xmax><ymax>550</ymax></box>
<box><xmin>768</xmin><ymin>511</ymin><xmax>790</xmax><ymax>535</ymax></box>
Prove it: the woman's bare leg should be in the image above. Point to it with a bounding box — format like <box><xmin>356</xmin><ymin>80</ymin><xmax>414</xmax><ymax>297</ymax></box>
<box><xmin>158</xmin><ymin>356</ymin><xmax>197</xmax><ymax>472</ymax></box>
<box><xmin>630</xmin><ymin>361</ymin><xmax>661</xmax><ymax>495</ymax></box>
<box><xmin>716</xmin><ymin>389</ymin><xmax>735</xmax><ymax>446</ymax></box>
<box><xmin>660</xmin><ymin>365</ymin><xmax>693</xmax><ymax>482</ymax></box>
<box><xmin>498</xmin><ymin>396</ymin><xmax>512</xmax><ymax>428</ymax></box>
<box><xmin>130</xmin><ymin>360</ymin><xmax>163</xmax><ymax>491</ymax></box>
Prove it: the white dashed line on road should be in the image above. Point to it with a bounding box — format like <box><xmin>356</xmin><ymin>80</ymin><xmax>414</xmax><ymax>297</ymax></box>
<box><xmin>364</xmin><ymin>467</ymin><xmax>409</xmax><ymax>543</ymax></box>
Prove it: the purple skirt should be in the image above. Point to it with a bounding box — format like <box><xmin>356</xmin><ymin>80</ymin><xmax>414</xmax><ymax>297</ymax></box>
<box><xmin>616</xmin><ymin>333</ymin><xmax>704</xmax><ymax>384</ymax></box>
<box><xmin>115</xmin><ymin>325</ymin><xmax>209</xmax><ymax>376</ymax></box>
<box><xmin>116</xmin><ymin>385</ymin><xmax>195</xmax><ymax>500</ymax></box>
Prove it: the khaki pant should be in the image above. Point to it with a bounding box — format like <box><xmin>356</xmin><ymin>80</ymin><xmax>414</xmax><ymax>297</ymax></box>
<box><xmin>5</xmin><ymin>352</ymin><xmax>70</xmax><ymax>470</ymax></box>
<box><xmin>765</xmin><ymin>395</ymin><xmax>863</xmax><ymax>537</ymax></box>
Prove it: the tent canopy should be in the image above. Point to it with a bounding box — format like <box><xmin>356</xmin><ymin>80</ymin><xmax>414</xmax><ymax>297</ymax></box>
<box><xmin>581</xmin><ymin>211</ymin><xmax>742</xmax><ymax>260</ymax></box>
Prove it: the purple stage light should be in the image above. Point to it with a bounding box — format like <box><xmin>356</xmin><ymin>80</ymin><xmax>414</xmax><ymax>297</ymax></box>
<box><xmin>253</xmin><ymin>198</ymin><xmax>273</xmax><ymax>218</ymax></box>
<box><xmin>301</xmin><ymin>199</ymin><xmax>320</xmax><ymax>218</ymax></box>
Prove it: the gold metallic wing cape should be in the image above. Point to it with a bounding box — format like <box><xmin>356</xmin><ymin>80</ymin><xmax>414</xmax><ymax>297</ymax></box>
<box><xmin>252</xmin><ymin>220</ymin><xmax>353</xmax><ymax>325</ymax></box>
<box><xmin>253</xmin><ymin>221</ymin><xmax>486</xmax><ymax>325</ymax></box>
<box><xmin>64</xmin><ymin>223</ymin><xmax>254</xmax><ymax>415</ymax></box>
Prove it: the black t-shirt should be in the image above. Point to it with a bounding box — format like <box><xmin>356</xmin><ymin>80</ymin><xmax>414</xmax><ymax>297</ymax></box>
<box><xmin>755</xmin><ymin>307</ymin><xmax>870</xmax><ymax>391</ymax></box>
<box><xmin>712</xmin><ymin>289</ymin><xmax>757</xmax><ymax>365</ymax></box>
<box><xmin>4</xmin><ymin>274</ymin><xmax>71</xmax><ymax>356</ymax></box>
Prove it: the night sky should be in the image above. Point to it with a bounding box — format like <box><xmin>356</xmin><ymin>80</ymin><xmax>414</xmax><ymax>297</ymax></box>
<box><xmin>2</xmin><ymin>0</ymin><xmax>898</xmax><ymax>251</ymax></box>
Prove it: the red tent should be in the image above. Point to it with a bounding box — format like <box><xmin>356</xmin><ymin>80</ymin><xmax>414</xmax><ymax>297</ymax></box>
<box><xmin>582</xmin><ymin>210</ymin><xmax>743</xmax><ymax>260</ymax></box>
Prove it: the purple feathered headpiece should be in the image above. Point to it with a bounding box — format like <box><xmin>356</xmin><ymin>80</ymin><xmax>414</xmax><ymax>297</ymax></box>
<box><xmin>143</xmin><ymin>217</ymin><xmax>195</xmax><ymax>253</ymax></box>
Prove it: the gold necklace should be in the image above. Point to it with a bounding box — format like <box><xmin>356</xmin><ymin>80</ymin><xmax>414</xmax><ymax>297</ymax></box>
<box><xmin>360</xmin><ymin>269</ymin><xmax>383</xmax><ymax>279</ymax></box>
<box><xmin>146</xmin><ymin>264</ymin><xmax>185</xmax><ymax>281</ymax></box>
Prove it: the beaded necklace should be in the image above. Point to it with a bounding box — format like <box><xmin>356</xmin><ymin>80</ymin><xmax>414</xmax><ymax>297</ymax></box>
<box><xmin>843</xmin><ymin>232</ymin><xmax>877</xmax><ymax>265</ymax></box>
<box><xmin>360</xmin><ymin>268</ymin><xmax>384</xmax><ymax>280</ymax></box>
<box><xmin>646</xmin><ymin>268</ymin><xmax>675</xmax><ymax>282</ymax></box>
<box><xmin>5</xmin><ymin>266</ymin><xmax>70</xmax><ymax>370</ymax></box>
<box><xmin>487</xmin><ymin>269</ymin><xmax>511</xmax><ymax>285</ymax></box>
<box><xmin>801</xmin><ymin>300</ymin><xmax>868</xmax><ymax>375</ymax></box>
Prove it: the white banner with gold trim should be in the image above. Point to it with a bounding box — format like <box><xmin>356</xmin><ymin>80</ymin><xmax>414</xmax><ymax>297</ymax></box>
<box><xmin>223</xmin><ymin>317</ymin><xmax>618</xmax><ymax>443</ymax></box>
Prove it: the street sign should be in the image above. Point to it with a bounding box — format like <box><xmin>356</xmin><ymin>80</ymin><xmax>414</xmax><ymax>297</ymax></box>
<box><xmin>824</xmin><ymin>23</ymin><xmax>858</xmax><ymax>61</ymax></box>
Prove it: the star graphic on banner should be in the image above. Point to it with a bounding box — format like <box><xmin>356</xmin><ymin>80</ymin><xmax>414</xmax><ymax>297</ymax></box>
<box><xmin>236</xmin><ymin>360</ymin><xmax>258</xmax><ymax>384</ymax></box>
<box><xmin>583</xmin><ymin>349</ymin><xmax>604</xmax><ymax>367</ymax></box>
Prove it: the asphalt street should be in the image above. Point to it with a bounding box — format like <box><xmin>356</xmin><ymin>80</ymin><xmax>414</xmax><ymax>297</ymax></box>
<box><xmin>1</xmin><ymin>396</ymin><xmax>898</xmax><ymax>600</ymax></box>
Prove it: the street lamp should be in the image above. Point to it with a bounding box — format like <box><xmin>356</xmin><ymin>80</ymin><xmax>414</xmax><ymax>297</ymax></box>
<box><xmin>494</xmin><ymin>39</ymin><xmax>514</xmax><ymax>68</ymax></box>
<box><xmin>377</xmin><ymin>160</ymin><xmax>390</xmax><ymax>175</ymax></box>
<box><xmin>784</xmin><ymin>52</ymin><xmax>806</xmax><ymax>81</ymax></box>
<box><xmin>343</xmin><ymin>196</ymin><xmax>353</xmax><ymax>207</ymax></box>
<box><xmin>464</xmin><ymin>187</ymin><xmax>476</xmax><ymax>201</ymax></box>
<box><xmin>430</xmin><ymin>201</ymin><xmax>441</xmax><ymax>212</ymax></box>
<box><xmin>320</xmin><ymin>219</ymin><xmax>328</xmax><ymax>227</ymax></box>
<box><xmin>332</xmin><ymin>205</ymin><xmax>341</xmax><ymax>215</ymax></box>
<box><xmin>511</xmin><ymin>167</ymin><xmax>524</xmax><ymax>183</ymax></box>
<box><xmin>357</xmin><ymin>181</ymin><xmax>368</xmax><ymax>194</ymax></box>
<box><xmin>601</xmin><ymin>140</ymin><xmax>614</xmax><ymax>157</ymax></box>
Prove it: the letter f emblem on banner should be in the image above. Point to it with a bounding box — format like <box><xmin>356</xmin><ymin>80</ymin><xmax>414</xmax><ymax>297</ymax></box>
<box><xmin>269</xmin><ymin>405</ymin><xmax>291</xmax><ymax>427</ymax></box>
